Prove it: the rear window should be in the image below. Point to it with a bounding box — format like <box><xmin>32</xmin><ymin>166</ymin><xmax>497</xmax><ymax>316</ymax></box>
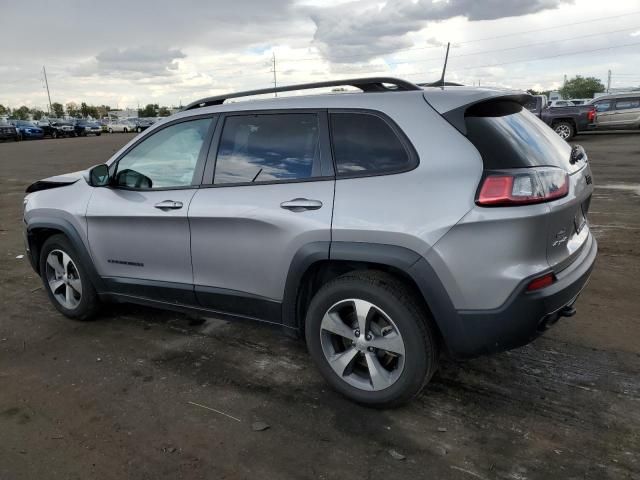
<box><xmin>330</xmin><ymin>112</ymin><xmax>415</xmax><ymax>176</ymax></box>
<box><xmin>614</xmin><ymin>98</ymin><xmax>640</xmax><ymax>110</ymax></box>
<box><xmin>464</xmin><ymin>101</ymin><xmax>576</xmax><ymax>173</ymax></box>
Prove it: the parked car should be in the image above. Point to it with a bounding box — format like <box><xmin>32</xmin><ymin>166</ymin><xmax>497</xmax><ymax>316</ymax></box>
<box><xmin>588</xmin><ymin>93</ymin><xmax>640</xmax><ymax>130</ymax></box>
<box><xmin>549</xmin><ymin>100</ymin><xmax>577</xmax><ymax>107</ymax></box>
<box><xmin>129</xmin><ymin>117</ymin><xmax>155</xmax><ymax>133</ymax></box>
<box><xmin>22</xmin><ymin>78</ymin><xmax>596</xmax><ymax>407</ymax></box>
<box><xmin>526</xmin><ymin>95</ymin><xmax>595</xmax><ymax>139</ymax></box>
<box><xmin>10</xmin><ymin>120</ymin><xmax>44</xmax><ymax>140</ymax></box>
<box><xmin>74</xmin><ymin>120</ymin><xmax>102</xmax><ymax>136</ymax></box>
<box><xmin>0</xmin><ymin>120</ymin><xmax>19</xmax><ymax>142</ymax></box>
<box><xmin>568</xmin><ymin>98</ymin><xmax>591</xmax><ymax>106</ymax></box>
<box><xmin>107</xmin><ymin>119</ymin><xmax>136</xmax><ymax>133</ymax></box>
<box><xmin>38</xmin><ymin>120</ymin><xmax>76</xmax><ymax>138</ymax></box>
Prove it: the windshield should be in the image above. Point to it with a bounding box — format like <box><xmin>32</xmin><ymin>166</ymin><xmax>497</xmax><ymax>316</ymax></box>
<box><xmin>465</xmin><ymin>101</ymin><xmax>577</xmax><ymax>174</ymax></box>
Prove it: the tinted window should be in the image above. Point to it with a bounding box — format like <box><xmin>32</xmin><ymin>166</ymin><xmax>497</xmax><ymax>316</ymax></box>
<box><xmin>115</xmin><ymin>118</ymin><xmax>211</xmax><ymax>189</ymax></box>
<box><xmin>330</xmin><ymin>113</ymin><xmax>412</xmax><ymax>175</ymax></box>
<box><xmin>594</xmin><ymin>101</ymin><xmax>611</xmax><ymax>112</ymax></box>
<box><xmin>214</xmin><ymin>113</ymin><xmax>320</xmax><ymax>184</ymax></box>
<box><xmin>465</xmin><ymin>101</ymin><xmax>576</xmax><ymax>173</ymax></box>
<box><xmin>614</xmin><ymin>98</ymin><xmax>640</xmax><ymax>110</ymax></box>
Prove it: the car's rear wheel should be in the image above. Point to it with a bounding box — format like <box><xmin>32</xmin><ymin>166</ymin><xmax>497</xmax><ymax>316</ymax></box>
<box><xmin>108</xmin><ymin>128</ymin><xmax>113</xmax><ymax>133</ymax></box>
<box><xmin>553</xmin><ymin>121</ymin><xmax>575</xmax><ymax>140</ymax></box>
<box><xmin>39</xmin><ymin>235</ymin><xmax>100</xmax><ymax>321</ymax></box>
<box><xmin>123</xmin><ymin>128</ymin><xmax>128</xmax><ymax>133</ymax></box>
<box><xmin>305</xmin><ymin>271</ymin><xmax>438</xmax><ymax>407</ymax></box>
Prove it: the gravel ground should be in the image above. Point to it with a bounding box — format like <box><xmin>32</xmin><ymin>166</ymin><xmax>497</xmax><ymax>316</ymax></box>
<box><xmin>1</xmin><ymin>131</ymin><xmax>639</xmax><ymax>480</ymax></box>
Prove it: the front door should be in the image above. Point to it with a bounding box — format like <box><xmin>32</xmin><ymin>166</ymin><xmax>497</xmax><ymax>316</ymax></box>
<box><xmin>87</xmin><ymin>116</ymin><xmax>215</xmax><ymax>303</ymax></box>
<box><xmin>189</xmin><ymin>111</ymin><xmax>335</xmax><ymax>322</ymax></box>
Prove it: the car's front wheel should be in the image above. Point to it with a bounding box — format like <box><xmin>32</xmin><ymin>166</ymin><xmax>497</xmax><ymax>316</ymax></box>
<box><xmin>39</xmin><ymin>235</ymin><xmax>100</xmax><ymax>321</ymax></box>
<box><xmin>305</xmin><ymin>271</ymin><xmax>439</xmax><ymax>407</ymax></box>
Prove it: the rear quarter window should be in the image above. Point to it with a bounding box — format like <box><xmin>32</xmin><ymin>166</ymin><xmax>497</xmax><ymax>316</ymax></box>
<box><xmin>330</xmin><ymin>112</ymin><xmax>416</xmax><ymax>176</ymax></box>
<box><xmin>464</xmin><ymin>101</ymin><xmax>575</xmax><ymax>173</ymax></box>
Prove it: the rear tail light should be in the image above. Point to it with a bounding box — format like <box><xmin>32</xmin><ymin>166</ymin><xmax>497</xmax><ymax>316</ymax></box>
<box><xmin>526</xmin><ymin>272</ymin><xmax>555</xmax><ymax>292</ymax></box>
<box><xmin>587</xmin><ymin>107</ymin><xmax>596</xmax><ymax>123</ymax></box>
<box><xmin>476</xmin><ymin>167</ymin><xmax>569</xmax><ymax>206</ymax></box>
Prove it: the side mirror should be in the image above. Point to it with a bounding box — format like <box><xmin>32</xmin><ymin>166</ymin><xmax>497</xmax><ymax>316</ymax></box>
<box><xmin>86</xmin><ymin>164</ymin><xmax>110</xmax><ymax>187</ymax></box>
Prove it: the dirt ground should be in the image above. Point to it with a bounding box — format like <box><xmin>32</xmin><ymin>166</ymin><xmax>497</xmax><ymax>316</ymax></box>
<box><xmin>1</xmin><ymin>132</ymin><xmax>639</xmax><ymax>480</ymax></box>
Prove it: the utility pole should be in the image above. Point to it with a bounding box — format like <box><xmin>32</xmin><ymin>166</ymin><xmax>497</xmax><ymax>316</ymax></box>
<box><xmin>607</xmin><ymin>69</ymin><xmax>611</xmax><ymax>93</ymax></box>
<box><xmin>271</xmin><ymin>52</ymin><xmax>278</xmax><ymax>97</ymax></box>
<box><xmin>42</xmin><ymin>65</ymin><xmax>53</xmax><ymax>116</ymax></box>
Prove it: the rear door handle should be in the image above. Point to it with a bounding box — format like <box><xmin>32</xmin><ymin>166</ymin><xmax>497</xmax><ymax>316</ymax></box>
<box><xmin>280</xmin><ymin>198</ymin><xmax>323</xmax><ymax>212</ymax></box>
<box><xmin>154</xmin><ymin>200</ymin><xmax>183</xmax><ymax>210</ymax></box>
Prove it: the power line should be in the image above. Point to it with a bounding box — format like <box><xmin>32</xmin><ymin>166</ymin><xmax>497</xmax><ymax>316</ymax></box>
<box><xmin>286</xmin><ymin>11</ymin><xmax>640</xmax><ymax>63</ymax></box>
<box><xmin>392</xmin><ymin>26</ymin><xmax>639</xmax><ymax>67</ymax></box>
<box><xmin>405</xmin><ymin>41</ymin><xmax>640</xmax><ymax>76</ymax></box>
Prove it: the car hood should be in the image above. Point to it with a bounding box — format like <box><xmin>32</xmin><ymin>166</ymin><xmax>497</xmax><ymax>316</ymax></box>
<box><xmin>25</xmin><ymin>170</ymin><xmax>84</xmax><ymax>193</ymax></box>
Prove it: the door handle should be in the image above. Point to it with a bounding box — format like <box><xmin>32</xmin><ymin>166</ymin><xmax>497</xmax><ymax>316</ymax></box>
<box><xmin>154</xmin><ymin>200</ymin><xmax>183</xmax><ymax>210</ymax></box>
<box><xmin>280</xmin><ymin>198</ymin><xmax>323</xmax><ymax>212</ymax></box>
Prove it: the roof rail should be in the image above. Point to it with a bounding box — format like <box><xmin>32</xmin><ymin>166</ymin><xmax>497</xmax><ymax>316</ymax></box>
<box><xmin>183</xmin><ymin>77</ymin><xmax>421</xmax><ymax>110</ymax></box>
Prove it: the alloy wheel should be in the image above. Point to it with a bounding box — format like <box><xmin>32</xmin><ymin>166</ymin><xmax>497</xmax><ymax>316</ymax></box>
<box><xmin>555</xmin><ymin>124</ymin><xmax>571</xmax><ymax>139</ymax></box>
<box><xmin>319</xmin><ymin>299</ymin><xmax>406</xmax><ymax>391</ymax></box>
<box><xmin>45</xmin><ymin>249</ymin><xmax>82</xmax><ymax>309</ymax></box>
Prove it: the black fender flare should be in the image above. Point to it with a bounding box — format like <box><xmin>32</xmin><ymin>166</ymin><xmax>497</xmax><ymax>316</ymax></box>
<box><xmin>282</xmin><ymin>241</ymin><xmax>467</xmax><ymax>356</ymax></box>
<box><xmin>26</xmin><ymin>217</ymin><xmax>105</xmax><ymax>292</ymax></box>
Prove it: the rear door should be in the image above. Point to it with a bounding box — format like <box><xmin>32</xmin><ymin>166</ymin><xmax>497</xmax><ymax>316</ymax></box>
<box><xmin>86</xmin><ymin>115</ymin><xmax>215</xmax><ymax>302</ymax></box>
<box><xmin>188</xmin><ymin>110</ymin><xmax>334</xmax><ymax>321</ymax></box>
<box><xmin>593</xmin><ymin>99</ymin><xmax>615</xmax><ymax>128</ymax></box>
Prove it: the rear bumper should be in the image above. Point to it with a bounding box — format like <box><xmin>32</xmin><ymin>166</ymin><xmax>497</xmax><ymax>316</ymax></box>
<box><xmin>449</xmin><ymin>234</ymin><xmax>597</xmax><ymax>358</ymax></box>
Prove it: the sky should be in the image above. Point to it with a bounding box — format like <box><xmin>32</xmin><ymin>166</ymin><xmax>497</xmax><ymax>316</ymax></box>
<box><xmin>1</xmin><ymin>0</ymin><xmax>639</xmax><ymax>110</ymax></box>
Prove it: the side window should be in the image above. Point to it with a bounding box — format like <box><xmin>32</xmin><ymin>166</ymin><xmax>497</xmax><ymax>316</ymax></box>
<box><xmin>214</xmin><ymin>113</ymin><xmax>320</xmax><ymax>184</ymax></box>
<box><xmin>330</xmin><ymin>112</ymin><xmax>414</xmax><ymax>176</ymax></box>
<box><xmin>594</xmin><ymin>101</ymin><xmax>611</xmax><ymax>112</ymax></box>
<box><xmin>614</xmin><ymin>98</ymin><xmax>640</xmax><ymax>110</ymax></box>
<box><xmin>114</xmin><ymin>118</ymin><xmax>212</xmax><ymax>189</ymax></box>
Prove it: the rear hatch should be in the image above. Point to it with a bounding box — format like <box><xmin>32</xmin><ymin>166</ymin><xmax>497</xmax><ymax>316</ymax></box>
<box><xmin>453</xmin><ymin>97</ymin><xmax>593</xmax><ymax>272</ymax></box>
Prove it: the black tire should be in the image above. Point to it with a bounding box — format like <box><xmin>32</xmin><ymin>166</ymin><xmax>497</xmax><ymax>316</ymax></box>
<box><xmin>108</xmin><ymin>128</ymin><xmax>113</xmax><ymax>134</ymax></box>
<box><xmin>39</xmin><ymin>234</ymin><xmax>100</xmax><ymax>321</ymax></box>
<box><xmin>553</xmin><ymin>121</ymin><xmax>575</xmax><ymax>140</ymax></box>
<box><xmin>96</xmin><ymin>133</ymin><xmax>101</xmax><ymax>136</ymax></box>
<box><xmin>305</xmin><ymin>271</ymin><xmax>439</xmax><ymax>407</ymax></box>
<box><xmin>52</xmin><ymin>130</ymin><xmax>58</xmax><ymax>139</ymax></box>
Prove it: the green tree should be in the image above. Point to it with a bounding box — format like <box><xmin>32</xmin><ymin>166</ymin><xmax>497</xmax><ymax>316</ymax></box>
<box><xmin>51</xmin><ymin>102</ymin><xmax>64</xmax><ymax>118</ymax></box>
<box><xmin>0</xmin><ymin>104</ymin><xmax>9</xmax><ymax>116</ymax></box>
<box><xmin>158</xmin><ymin>106</ymin><xmax>170</xmax><ymax>117</ymax></box>
<box><xmin>559</xmin><ymin>76</ymin><xmax>605</xmax><ymax>100</ymax></box>
<box><xmin>139</xmin><ymin>103</ymin><xmax>158</xmax><ymax>117</ymax></box>
<box><xmin>66</xmin><ymin>102</ymin><xmax>80</xmax><ymax>118</ymax></box>
<box><xmin>14</xmin><ymin>106</ymin><xmax>31</xmax><ymax>120</ymax></box>
<box><xmin>31</xmin><ymin>108</ymin><xmax>45</xmax><ymax>121</ymax></box>
<box><xmin>80</xmin><ymin>102</ymin><xmax>89</xmax><ymax>118</ymax></box>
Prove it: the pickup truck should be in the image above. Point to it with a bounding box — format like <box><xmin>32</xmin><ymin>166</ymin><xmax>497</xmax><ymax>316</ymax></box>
<box><xmin>526</xmin><ymin>95</ymin><xmax>595</xmax><ymax>140</ymax></box>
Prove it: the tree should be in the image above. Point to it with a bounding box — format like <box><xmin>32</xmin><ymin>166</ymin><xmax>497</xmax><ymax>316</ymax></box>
<box><xmin>80</xmin><ymin>102</ymin><xmax>89</xmax><ymax>118</ymax></box>
<box><xmin>31</xmin><ymin>108</ymin><xmax>45</xmax><ymax>121</ymax></box>
<box><xmin>51</xmin><ymin>102</ymin><xmax>64</xmax><ymax>118</ymax></box>
<box><xmin>0</xmin><ymin>104</ymin><xmax>9</xmax><ymax>116</ymax></box>
<box><xmin>14</xmin><ymin>106</ymin><xmax>31</xmax><ymax>120</ymax></box>
<box><xmin>66</xmin><ymin>102</ymin><xmax>80</xmax><ymax>118</ymax></box>
<box><xmin>559</xmin><ymin>76</ymin><xmax>604</xmax><ymax>100</ymax></box>
<box><xmin>158</xmin><ymin>106</ymin><xmax>171</xmax><ymax>117</ymax></box>
<box><xmin>139</xmin><ymin>103</ymin><xmax>158</xmax><ymax>117</ymax></box>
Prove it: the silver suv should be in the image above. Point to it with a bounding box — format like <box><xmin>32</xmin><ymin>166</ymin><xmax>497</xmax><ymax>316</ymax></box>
<box><xmin>23</xmin><ymin>78</ymin><xmax>597</xmax><ymax>407</ymax></box>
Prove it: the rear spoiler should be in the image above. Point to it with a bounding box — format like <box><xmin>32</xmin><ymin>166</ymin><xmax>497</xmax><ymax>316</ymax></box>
<box><xmin>441</xmin><ymin>93</ymin><xmax>532</xmax><ymax>135</ymax></box>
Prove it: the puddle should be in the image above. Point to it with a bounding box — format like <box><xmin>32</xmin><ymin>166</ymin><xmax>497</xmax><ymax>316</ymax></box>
<box><xmin>596</xmin><ymin>184</ymin><xmax>640</xmax><ymax>196</ymax></box>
